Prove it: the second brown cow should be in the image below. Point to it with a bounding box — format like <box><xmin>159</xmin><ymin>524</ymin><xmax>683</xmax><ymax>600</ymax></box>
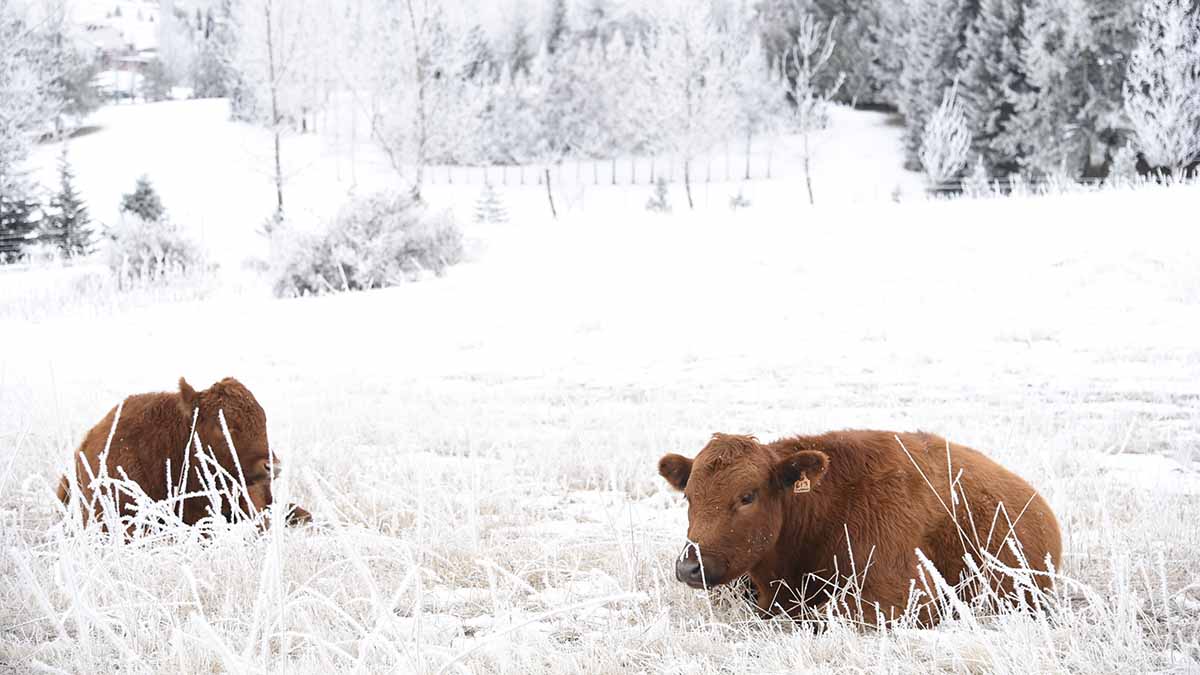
<box><xmin>57</xmin><ymin>377</ymin><xmax>310</xmax><ymax>531</ymax></box>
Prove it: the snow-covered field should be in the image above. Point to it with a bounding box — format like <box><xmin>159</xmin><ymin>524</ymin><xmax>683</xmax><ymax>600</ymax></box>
<box><xmin>2</xmin><ymin>102</ymin><xmax>1199</xmax><ymax>673</ymax></box>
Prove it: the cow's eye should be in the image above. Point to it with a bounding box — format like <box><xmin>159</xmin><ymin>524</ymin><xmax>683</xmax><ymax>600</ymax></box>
<box><xmin>739</xmin><ymin>491</ymin><xmax>757</xmax><ymax>506</ymax></box>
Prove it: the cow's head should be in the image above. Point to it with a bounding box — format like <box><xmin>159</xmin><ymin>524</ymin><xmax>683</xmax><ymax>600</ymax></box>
<box><xmin>659</xmin><ymin>434</ymin><xmax>829</xmax><ymax>589</ymax></box>
<box><xmin>178</xmin><ymin>377</ymin><xmax>275</xmax><ymax>493</ymax></box>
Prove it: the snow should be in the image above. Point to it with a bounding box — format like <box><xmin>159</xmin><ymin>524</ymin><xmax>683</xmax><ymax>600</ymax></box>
<box><xmin>3</xmin><ymin>99</ymin><xmax>1199</xmax><ymax>673</ymax></box>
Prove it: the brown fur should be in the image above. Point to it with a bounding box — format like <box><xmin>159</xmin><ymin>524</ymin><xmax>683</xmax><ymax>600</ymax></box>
<box><xmin>57</xmin><ymin>377</ymin><xmax>311</xmax><ymax>531</ymax></box>
<box><xmin>659</xmin><ymin>430</ymin><xmax>1061</xmax><ymax>626</ymax></box>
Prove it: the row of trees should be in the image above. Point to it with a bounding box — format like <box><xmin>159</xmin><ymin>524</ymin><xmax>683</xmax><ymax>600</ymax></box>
<box><xmin>892</xmin><ymin>0</ymin><xmax>1200</xmax><ymax>184</ymax></box>
<box><xmin>201</xmin><ymin>0</ymin><xmax>1199</xmax><ymax>213</ymax></box>
<box><xmin>159</xmin><ymin>0</ymin><xmax>845</xmax><ymax>217</ymax></box>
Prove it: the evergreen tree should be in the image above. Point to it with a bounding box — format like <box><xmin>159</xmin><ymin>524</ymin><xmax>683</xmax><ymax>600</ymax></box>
<box><xmin>1123</xmin><ymin>0</ymin><xmax>1200</xmax><ymax>174</ymax></box>
<box><xmin>645</xmin><ymin>176</ymin><xmax>671</xmax><ymax>213</ymax></box>
<box><xmin>461</xmin><ymin>24</ymin><xmax>494</xmax><ymax>79</ymax></box>
<box><xmin>0</xmin><ymin>176</ymin><xmax>40</xmax><ymax>263</ymax></box>
<box><xmin>920</xmin><ymin>84</ymin><xmax>972</xmax><ymax>188</ymax></box>
<box><xmin>44</xmin><ymin>146</ymin><xmax>93</xmax><ymax>257</ymax></box>
<box><xmin>474</xmin><ymin>183</ymin><xmax>509</xmax><ymax>223</ymax></box>
<box><xmin>121</xmin><ymin>176</ymin><xmax>166</xmax><ymax>222</ymax></box>
<box><xmin>897</xmin><ymin>0</ymin><xmax>966</xmax><ymax>169</ymax></box>
<box><xmin>546</xmin><ymin>0</ymin><xmax>571</xmax><ymax>54</ymax></box>
<box><xmin>956</xmin><ymin>0</ymin><xmax>1028</xmax><ymax>176</ymax></box>
<box><xmin>1008</xmin><ymin>0</ymin><xmax>1095</xmax><ymax>179</ymax></box>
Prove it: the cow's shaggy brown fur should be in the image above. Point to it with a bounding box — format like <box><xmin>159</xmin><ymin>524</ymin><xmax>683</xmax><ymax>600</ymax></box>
<box><xmin>659</xmin><ymin>430</ymin><xmax>1061</xmax><ymax>626</ymax></box>
<box><xmin>57</xmin><ymin>377</ymin><xmax>310</xmax><ymax>531</ymax></box>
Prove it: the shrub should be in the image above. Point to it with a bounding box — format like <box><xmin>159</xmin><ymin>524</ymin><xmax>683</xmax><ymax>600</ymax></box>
<box><xmin>273</xmin><ymin>192</ymin><xmax>464</xmax><ymax>297</ymax></box>
<box><xmin>106</xmin><ymin>212</ymin><xmax>203</xmax><ymax>285</ymax></box>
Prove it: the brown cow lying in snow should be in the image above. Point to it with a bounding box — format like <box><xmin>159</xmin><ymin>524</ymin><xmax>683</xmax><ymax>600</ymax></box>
<box><xmin>57</xmin><ymin>377</ymin><xmax>311</xmax><ymax>531</ymax></box>
<box><xmin>659</xmin><ymin>431</ymin><xmax>1061</xmax><ymax>626</ymax></box>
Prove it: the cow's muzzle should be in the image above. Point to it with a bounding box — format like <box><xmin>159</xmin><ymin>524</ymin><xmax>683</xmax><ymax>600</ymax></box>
<box><xmin>675</xmin><ymin>545</ymin><xmax>726</xmax><ymax>589</ymax></box>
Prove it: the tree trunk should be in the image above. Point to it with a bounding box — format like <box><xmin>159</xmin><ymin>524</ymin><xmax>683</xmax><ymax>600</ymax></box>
<box><xmin>684</xmin><ymin>159</ymin><xmax>694</xmax><ymax>209</ymax></box>
<box><xmin>611</xmin><ymin>157</ymin><xmax>617</xmax><ymax>186</ymax></box>
<box><xmin>264</xmin><ymin>0</ymin><xmax>284</xmax><ymax>217</ymax></box>
<box><xmin>404</xmin><ymin>0</ymin><xmax>427</xmax><ymax>202</ymax></box>
<box><xmin>803</xmin><ymin>129</ymin><xmax>814</xmax><ymax>206</ymax></box>
<box><xmin>544</xmin><ymin>167</ymin><xmax>558</xmax><ymax>219</ymax></box>
<box><xmin>744</xmin><ymin>131</ymin><xmax>753</xmax><ymax>180</ymax></box>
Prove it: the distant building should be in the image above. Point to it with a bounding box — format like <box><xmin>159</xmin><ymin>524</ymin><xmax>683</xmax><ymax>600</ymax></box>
<box><xmin>69</xmin><ymin>1</ymin><xmax>163</xmax><ymax>100</ymax></box>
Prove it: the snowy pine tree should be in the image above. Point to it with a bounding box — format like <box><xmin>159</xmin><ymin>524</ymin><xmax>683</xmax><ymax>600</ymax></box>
<box><xmin>957</xmin><ymin>0</ymin><xmax>1028</xmax><ymax>176</ymax></box>
<box><xmin>920</xmin><ymin>84</ymin><xmax>972</xmax><ymax>189</ymax></box>
<box><xmin>44</xmin><ymin>145</ymin><xmax>93</xmax><ymax>257</ymax></box>
<box><xmin>897</xmin><ymin>0</ymin><xmax>966</xmax><ymax>170</ymax></box>
<box><xmin>646</xmin><ymin>176</ymin><xmax>671</xmax><ymax>213</ymax></box>
<box><xmin>1007</xmin><ymin>0</ymin><xmax>1095</xmax><ymax>179</ymax></box>
<box><xmin>1123</xmin><ymin>0</ymin><xmax>1200</xmax><ymax>174</ymax></box>
<box><xmin>0</xmin><ymin>177</ymin><xmax>40</xmax><ymax>263</ymax></box>
<box><xmin>474</xmin><ymin>183</ymin><xmax>509</xmax><ymax>224</ymax></box>
<box><xmin>121</xmin><ymin>176</ymin><xmax>166</xmax><ymax>223</ymax></box>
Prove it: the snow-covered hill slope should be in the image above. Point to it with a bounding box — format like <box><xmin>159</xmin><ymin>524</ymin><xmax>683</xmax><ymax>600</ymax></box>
<box><xmin>27</xmin><ymin>99</ymin><xmax>925</xmax><ymax>267</ymax></box>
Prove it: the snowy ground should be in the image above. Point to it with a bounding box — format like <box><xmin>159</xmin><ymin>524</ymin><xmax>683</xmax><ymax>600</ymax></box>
<box><xmin>2</xmin><ymin>102</ymin><xmax>1200</xmax><ymax>673</ymax></box>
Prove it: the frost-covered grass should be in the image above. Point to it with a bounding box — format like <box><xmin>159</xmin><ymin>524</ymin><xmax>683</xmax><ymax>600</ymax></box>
<box><xmin>2</xmin><ymin>179</ymin><xmax>1199</xmax><ymax>672</ymax></box>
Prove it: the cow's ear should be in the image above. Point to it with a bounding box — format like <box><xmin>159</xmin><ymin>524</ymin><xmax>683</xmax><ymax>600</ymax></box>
<box><xmin>178</xmin><ymin>377</ymin><xmax>198</xmax><ymax>417</ymax></box>
<box><xmin>771</xmin><ymin>450</ymin><xmax>829</xmax><ymax>493</ymax></box>
<box><xmin>659</xmin><ymin>454</ymin><xmax>693</xmax><ymax>491</ymax></box>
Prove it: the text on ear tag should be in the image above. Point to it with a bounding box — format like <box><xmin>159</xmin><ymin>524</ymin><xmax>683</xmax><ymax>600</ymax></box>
<box><xmin>793</xmin><ymin>473</ymin><xmax>811</xmax><ymax>494</ymax></box>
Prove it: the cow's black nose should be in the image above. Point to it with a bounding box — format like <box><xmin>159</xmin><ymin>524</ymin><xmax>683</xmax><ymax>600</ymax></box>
<box><xmin>676</xmin><ymin>557</ymin><xmax>703</xmax><ymax>584</ymax></box>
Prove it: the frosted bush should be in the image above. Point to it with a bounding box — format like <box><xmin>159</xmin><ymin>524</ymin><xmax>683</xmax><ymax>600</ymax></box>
<box><xmin>273</xmin><ymin>192</ymin><xmax>463</xmax><ymax>297</ymax></box>
<box><xmin>106</xmin><ymin>212</ymin><xmax>203</xmax><ymax>286</ymax></box>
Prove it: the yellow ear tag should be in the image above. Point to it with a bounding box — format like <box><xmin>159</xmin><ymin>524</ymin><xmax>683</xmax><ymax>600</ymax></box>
<box><xmin>793</xmin><ymin>473</ymin><xmax>811</xmax><ymax>494</ymax></box>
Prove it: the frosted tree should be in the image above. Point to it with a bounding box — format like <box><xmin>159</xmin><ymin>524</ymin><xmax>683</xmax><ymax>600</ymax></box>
<box><xmin>868</xmin><ymin>0</ymin><xmax>912</xmax><ymax>105</ymax></box>
<box><xmin>474</xmin><ymin>183</ymin><xmax>509</xmax><ymax>224</ymax></box>
<box><xmin>957</xmin><ymin>0</ymin><xmax>1028</xmax><ymax>176</ymax></box>
<box><xmin>0</xmin><ymin>1</ymin><xmax>60</xmax><ymax>179</ymax></box>
<box><xmin>920</xmin><ymin>84</ymin><xmax>972</xmax><ymax>189</ymax></box>
<box><xmin>571</xmin><ymin>39</ymin><xmax>618</xmax><ymax>183</ymax></box>
<box><xmin>158</xmin><ymin>3</ymin><xmax>198</xmax><ymax>89</ymax></box>
<box><xmin>643</xmin><ymin>2</ymin><xmax>738</xmax><ymax>209</ymax></box>
<box><xmin>231</xmin><ymin>0</ymin><xmax>316</xmax><ymax>221</ymax></box>
<box><xmin>44</xmin><ymin>144</ymin><xmax>93</xmax><ymax>257</ymax></box>
<box><xmin>357</xmin><ymin>0</ymin><xmax>489</xmax><ymax>199</ymax></box>
<box><xmin>729</xmin><ymin>28</ymin><xmax>782</xmax><ymax>180</ymax></box>
<box><xmin>781</xmin><ymin>14</ymin><xmax>843</xmax><ymax>206</ymax></box>
<box><xmin>1008</xmin><ymin>0</ymin><xmax>1095</xmax><ymax>179</ymax></box>
<box><xmin>0</xmin><ymin>0</ymin><xmax>60</xmax><ymax>259</ymax></box>
<box><xmin>610</xmin><ymin>31</ymin><xmax>658</xmax><ymax>184</ymax></box>
<box><xmin>525</xmin><ymin>42</ymin><xmax>592</xmax><ymax>218</ymax></box>
<box><xmin>1123</xmin><ymin>0</ymin><xmax>1200</xmax><ymax>174</ymax></box>
<box><xmin>896</xmin><ymin>0</ymin><xmax>965</xmax><ymax>170</ymax></box>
